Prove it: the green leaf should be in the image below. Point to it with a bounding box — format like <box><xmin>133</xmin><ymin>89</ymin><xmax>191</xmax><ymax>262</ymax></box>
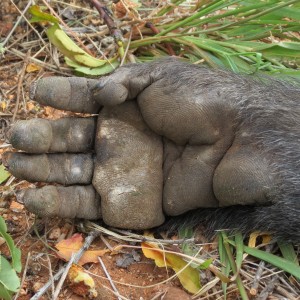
<box><xmin>242</xmin><ymin>244</ymin><xmax>300</xmax><ymax>279</ymax></box>
<box><xmin>0</xmin><ymin>256</ymin><xmax>20</xmax><ymax>293</ymax></box>
<box><xmin>0</xmin><ymin>43</ymin><xmax>5</xmax><ymax>55</ymax></box>
<box><xmin>234</xmin><ymin>233</ymin><xmax>244</xmax><ymax>272</ymax></box>
<box><xmin>0</xmin><ymin>283</ymin><xmax>13</xmax><ymax>300</ymax></box>
<box><xmin>0</xmin><ymin>165</ymin><xmax>10</xmax><ymax>184</ymax></box>
<box><xmin>261</xmin><ymin>6</ymin><xmax>300</xmax><ymax>21</ymax></box>
<box><xmin>272</xmin><ymin>69</ymin><xmax>300</xmax><ymax>79</ymax></box>
<box><xmin>65</xmin><ymin>57</ymin><xmax>119</xmax><ymax>75</ymax></box>
<box><xmin>218</xmin><ymin>234</ymin><xmax>230</xmax><ymax>300</ymax></box>
<box><xmin>178</xmin><ymin>227</ymin><xmax>195</xmax><ymax>256</ymax></box>
<box><xmin>221</xmin><ymin>232</ymin><xmax>248</xmax><ymax>300</ymax></box>
<box><xmin>277</xmin><ymin>242</ymin><xmax>299</xmax><ymax>266</ymax></box>
<box><xmin>28</xmin><ymin>5</ymin><xmax>59</xmax><ymax>24</ymax></box>
<box><xmin>46</xmin><ymin>24</ymin><xmax>108</xmax><ymax>68</ymax></box>
<box><xmin>198</xmin><ymin>258</ymin><xmax>213</xmax><ymax>270</ymax></box>
<box><xmin>0</xmin><ymin>217</ymin><xmax>22</xmax><ymax>273</ymax></box>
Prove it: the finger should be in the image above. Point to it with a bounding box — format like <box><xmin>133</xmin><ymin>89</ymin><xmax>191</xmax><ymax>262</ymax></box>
<box><xmin>8</xmin><ymin>117</ymin><xmax>96</xmax><ymax>153</ymax></box>
<box><xmin>31</xmin><ymin>77</ymin><xmax>102</xmax><ymax>113</ymax></box>
<box><xmin>18</xmin><ymin>185</ymin><xmax>101</xmax><ymax>219</ymax></box>
<box><xmin>91</xmin><ymin>59</ymin><xmax>181</xmax><ymax>106</ymax></box>
<box><xmin>3</xmin><ymin>152</ymin><xmax>93</xmax><ymax>185</ymax></box>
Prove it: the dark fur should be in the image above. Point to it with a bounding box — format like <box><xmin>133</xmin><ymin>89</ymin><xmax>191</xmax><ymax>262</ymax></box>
<box><xmin>147</xmin><ymin>59</ymin><xmax>300</xmax><ymax>243</ymax></box>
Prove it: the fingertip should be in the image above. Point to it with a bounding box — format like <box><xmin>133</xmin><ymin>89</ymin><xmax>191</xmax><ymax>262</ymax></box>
<box><xmin>1</xmin><ymin>151</ymin><xmax>12</xmax><ymax>168</ymax></box>
<box><xmin>32</xmin><ymin>77</ymin><xmax>101</xmax><ymax>113</ymax></box>
<box><xmin>8</xmin><ymin>119</ymin><xmax>52</xmax><ymax>153</ymax></box>
<box><xmin>15</xmin><ymin>189</ymin><xmax>26</xmax><ymax>205</ymax></box>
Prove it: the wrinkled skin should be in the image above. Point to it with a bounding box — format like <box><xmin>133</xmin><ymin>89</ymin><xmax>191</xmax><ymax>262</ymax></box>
<box><xmin>3</xmin><ymin>58</ymin><xmax>300</xmax><ymax>242</ymax></box>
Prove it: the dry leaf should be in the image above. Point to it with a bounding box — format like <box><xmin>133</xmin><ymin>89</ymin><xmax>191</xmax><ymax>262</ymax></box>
<box><xmin>1</xmin><ymin>101</ymin><xmax>6</xmax><ymax>110</ymax></box>
<box><xmin>26</xmin><ymin>101</ymin><xmax>36</xmax><ymax>111</ymax></box>
<box><xmin>26</xmin><ymin>63</ymin><xmax>41</xmax><ymax>73</ymax></box>
<box><xmin>248</xmin><ymin>232</ymin><xmax>272</xmax><ymax>248</ymax></box>
<box><xmin>9</xmin><ymin>201</ymin><xmax>24</xmax><ymax>212</ymax></box>
<box><xmin>68</xmin><ymin>264</ymin><xmax>97</xmax><ymax>298</ymax></box>
<box><xmin>55</xmin><ymin>233</ymin><xmax>109</xmax><ymax>265</ymax></box>
<box><xmin>112</xmin><ymin>0</ymin><xmax>140</xmax><ymax>18</ymax></box>
<box><xmin>142</xmin><ymin>242</ymin><xmax>201</xmax><ymax>294</ymax></box>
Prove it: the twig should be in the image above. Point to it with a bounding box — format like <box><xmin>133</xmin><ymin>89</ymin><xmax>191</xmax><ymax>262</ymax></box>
<box><xmin>120</xmin><ymin>29</ymin><xmax>132</xmax><ymax>67</ymax></box>
<box><xmin>30</xmin><ymin>265</ymin><xmax>64</xmax><ymax>300</ymax></box>
<box><xmin>12</xmin><ymin>51</ymin><xmax>30</xmax><ymax>122</ymax></box>
<box><xmin>30</xmin><ymin>231</ymin><xmax>99</xmax><ymax>300</ymax></box>
<box><xmin>86</xmin><ymin>0</ymin><xmax>123</xmax><ymax>42</ymax></box>
<box><xmin>145</xmin><ymin>22</ymin><xmax>176</xmax><ymax>56</ymax></box>
<box><xmin>13</xmin><ymin>252</ymin><xmax>31</xmax><ymax>300</ymax></box>
<box><xmin>250</xmin><ymin>244</ymin><xmax>274</xmax><ymax>296</ymax></box>
<box><xmin>98</xmin><ymin>257</ymin><xmax>122</xmax><ymax>300</ymax></box>
<box><xmin>257</xmin><ymin>276</ymin><xmax>278</xmax><ymax>300</ymax></box>
<box><xmin>104</xmin><ymin>226</ymin><xmax>195</xmax><ymax>244</ymax></box>
<box><xmin>100</xmin><ymin>234</ymin><xmax>114</xmax><ymax>251</ymax></box>
<box><xmin>46</xmin><ymin>254</ymin><xmax>55</xmax><ymax>299</ymax></box>
<box><xmin>52</xmin><ymin>253</ymin><xmax>76</xmax><ymax>300</ymax></box>
<box><xmin>0</xmin><ymin>143</ymin><xmax>12</xmax><ymax>149</ymax></box>
<box><xmin>7</xmin><ymin>0</ymin><xmax>48</xmax><ymax>49</ymax></box>
<box><xmin>2</xmin><ymin>0</ymin><xmax>33</xmax><ymax>47</ymax></box>
<box><xmin>278</xmin><ymin>275</ymin><xmax>299</xmax><ymax>295</ymax></box>
<box><xmin>7</xmin><ymin>49</ymin><xmax>72</xmax><ymax>75</ymax></box>
<box><xmin>275</xmin><ymin>285</ymin><xmax>298</xmax><ymax>300</ymax></box>
<box><xmin>250</xmin><ymin>260</ymin><xmax>266</xmax><ymax>296</ymax></box>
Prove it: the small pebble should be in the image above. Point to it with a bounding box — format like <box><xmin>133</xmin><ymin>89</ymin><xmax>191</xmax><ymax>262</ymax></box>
<box><xmin>48</xmin><ymin>227</ymin><xmax>61</xmax><ymax>240</ymax></box>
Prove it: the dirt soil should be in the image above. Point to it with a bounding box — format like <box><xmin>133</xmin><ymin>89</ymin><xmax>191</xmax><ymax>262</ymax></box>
<box><xmin>1</xmin><ymin>1</ymin><xmax>299</xmax><ymax>300</ymax></box>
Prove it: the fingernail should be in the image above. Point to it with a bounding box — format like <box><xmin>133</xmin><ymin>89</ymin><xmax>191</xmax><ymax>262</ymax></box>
<box><xmin>91</xmin><ymin>79</ymin><xmax>107</xmax><ymax>96</ymax></box>
<box><xmin>16</xmin><ymin>190</ymin><xmax>26</xmax><ymax>204</ymax></box>
<box><xmin>1</xmin><ymin>152</ymin><xmax>12</xmax><ymax>168</ymax></box>
<box><xmin>6</xmin><ymin>127</ymin><xmax>13</xmax><ymax>142</ymax></box>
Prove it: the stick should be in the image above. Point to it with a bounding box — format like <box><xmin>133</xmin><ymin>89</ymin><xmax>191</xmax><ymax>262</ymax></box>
<box><xmin>12</xmin><ymin>51</ymin><xmax>30</xmax><ymax>122</ymax></box>
<box><xmin>86</xmin><ymin>0</ymin><xmax>123</xmax><ymax>42</ymax></box>
<box><xmin>98</xmin><ymin>257</ymin><xmax>122</xmax><ymax>300</ymax></box>
<box><xmin>30</xmin><ymin>231</ymin><xmax>99</xmax><ymax>300</ymax></box>
<box><xmin>13</xmin><ymin>252</ymin><xmax>31</xmax><ymax>300</ymax></box>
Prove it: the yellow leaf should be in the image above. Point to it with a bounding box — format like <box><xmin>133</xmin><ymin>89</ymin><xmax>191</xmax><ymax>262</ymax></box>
<box><xmin>55</xmin><ymin>233</ymin><xmax>109</xmax><ymax>265</ymax></box>
<box><xmin>142</xmin><ymin>242</ymin><xmax>201</xmax><ymax>294</ymax></box>
<box><xmin>26</xmin><ymin>63</ymin><xmax>41</xmax><ymax>73</ymax></box>
<box><xmin>1</xmin><ymin>101</ymin><xmax>6</xmax><ymax>110</ymax></box>
<box><xmin>248</xmin><ymin>232</ymin><xmax>272</xmax><ymax>248</ymax></box>
<box><xmin>68</xmin><ymin>264</ymin><xmax>97</xmax><ymax>298</ymax></box>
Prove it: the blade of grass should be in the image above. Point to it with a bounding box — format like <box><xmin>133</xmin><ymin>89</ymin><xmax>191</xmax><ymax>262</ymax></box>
<box><xmin>156</xmin><ymin>0</ymin><xmax>242</xmax><ymax>36</ymax></box>
<box><xmin>169</xmin><ymin>0</ymin><xmax>300</xmax><ymax>38</ymax></box>
<box><xmin>218</xmin><ymin>233</ymin><xmax>231</xmax><ymax>300</ymax></box>
<box><xmin>181</xmin><ymin>0</ymin><xmax>279</xmax><ymax>31</ymax></box>
<box><xmin>235</xmin><ymin>233</ymin><xmax>244</xmax><ymax>272</ymax></box>
<box><xmin>156</xmin><ymin>0</ymin><xmax>186</xmax><ymax>17</ymax></box>
<box><xmin>277</xmin><ymin>242</ymin><xmax>299</xmax><ymax>266</ymax></box>
<box><xmin>228</xmin><ymin>240</ymin><xmax>300</xmax><ymax>279</ymax></box>
<box><xmin>221</xmin><ymin>232</ymin><xmax>249</xmax><ymax>300</ymax></box>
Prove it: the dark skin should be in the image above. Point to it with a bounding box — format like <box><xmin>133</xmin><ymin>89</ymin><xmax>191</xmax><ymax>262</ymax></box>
<box><xmin>4</xmin><ymin>58</ymin><xmax>300</xmax><ymax>241</ymax></box>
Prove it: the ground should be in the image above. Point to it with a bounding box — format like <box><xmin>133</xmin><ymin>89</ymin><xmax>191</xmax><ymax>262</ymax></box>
<box><xmin>1</xmin><ymin>0</ymin><xmax>300</xmax><ymax>299</ymax></box>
